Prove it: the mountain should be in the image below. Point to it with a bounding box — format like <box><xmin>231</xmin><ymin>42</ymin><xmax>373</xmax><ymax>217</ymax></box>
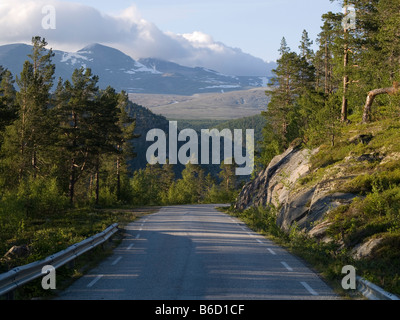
<box><xmin>0</xmin><ymin>43</ymin><xmax>273</xmax><ymax>95</ymax></box>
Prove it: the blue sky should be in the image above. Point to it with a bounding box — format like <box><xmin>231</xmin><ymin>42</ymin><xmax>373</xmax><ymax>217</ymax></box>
<box><xmin>60</xmin><ymin>0</ymin><xmax>342</xmax><ymax>62</ymax></box>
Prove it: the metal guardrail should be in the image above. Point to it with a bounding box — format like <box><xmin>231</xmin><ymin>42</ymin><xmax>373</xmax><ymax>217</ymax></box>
<box><xmin>0</xmin><ymin>223</ymin><xmax>119</xmax><ymax>298</ymax></box>
<box><xmin>357</xmin><ymin>276</ymin><xmax>400</xmax><ymax>300</ymax></box>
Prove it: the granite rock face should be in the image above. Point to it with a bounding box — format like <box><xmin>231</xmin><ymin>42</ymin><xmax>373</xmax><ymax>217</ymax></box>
<box><xmin>235</xmin><ymin>145</ymin><xmax>357</xmax><ymax>233</ymax></box>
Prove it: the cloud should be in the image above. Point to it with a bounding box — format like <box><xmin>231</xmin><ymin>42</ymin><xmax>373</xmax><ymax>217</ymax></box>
<box><xmin>0</xmin><ymin>0</ymin><xmax>269</xmax><ymax>75</ymax></box>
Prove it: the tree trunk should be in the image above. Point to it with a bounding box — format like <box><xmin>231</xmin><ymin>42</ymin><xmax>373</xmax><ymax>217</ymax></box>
<box><xmin>69</xmin><ymin>159</ymin><xmax>76</xmax><ymax>205</ymax></box>
<box><xmin>341</xmin><ymin>1</ymin><xmax>349</xmax><ymax>123</ymax></box>
<box><xmin>362</xmin><ymin>84</ymin><xmax>400</xmax><ymax>123</ymax></box>
<box><xmin>116</xmin><ymin>155</ymin><xmax>121</xmax><ymax>201</ymax></box>
<box><xmin>95</xmin><ymin>158</ymin><xmax>100</xmax><ymax>206</ymax></box>
<box><xmin>324</xmin><ymin>39</ymin><xmax>329</xmax><ymax>94</ymax></box>
<box><xmin>341</xmin><ymin>37</ymin><xmax>349</xmax><ymax>122</ymax></box>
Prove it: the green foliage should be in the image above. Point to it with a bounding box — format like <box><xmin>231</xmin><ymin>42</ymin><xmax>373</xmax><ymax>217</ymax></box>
<box><xmin>229</xmin><ymin>205</ymin><xmax>284</xmax><ymax>239</ymax></box>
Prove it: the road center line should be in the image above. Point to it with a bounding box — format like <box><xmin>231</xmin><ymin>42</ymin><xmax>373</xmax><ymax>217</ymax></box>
<box><xmin>87</xmin><ymin>275</ymin><xmax>103</xmax><ymax>288</ymax></box>
<box><xmin>127</xmin><ymin>243</ymin><xmax>134</xmax><ymax>250</ymax></box>
<box><xmin>135</xmin><ymin>234</ymin><xmax>140</xmax><ymax>239</ymax></box>
<box><xmin>300</xmin><ymin>281</ymin><xmax>319</xmax><ymax>296</ymax></box>
<box><xmin>256</xmin><ymin>239</ymin><xmax>263</xmax><ymax>244</ymax></box>
<box><xmin>267</xmin><ymin>248</ymin><xmax>276</xmax><ymax>255</ymax></box>
<box><xmin>281</xmin><ymin>261</ymin><xmax>293</xmax><ymax>271</ymax></box>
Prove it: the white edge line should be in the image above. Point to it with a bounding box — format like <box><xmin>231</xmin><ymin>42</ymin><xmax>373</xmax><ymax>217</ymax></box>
<box><xmin>300</xmin><ymin>281</ymin><xmax>319</xmax><ymax>296</ymax></box>
<box><xmin>87</xmin><ymin>275</ymin><xmax>103</xmax><ymax>288</ymax></box>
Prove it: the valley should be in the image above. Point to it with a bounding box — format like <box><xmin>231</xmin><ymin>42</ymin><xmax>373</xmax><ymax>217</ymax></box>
<box><xmin>129</xmin><ymin>87</ymin><xmax>270</xmax><ymax>120</ymax></box>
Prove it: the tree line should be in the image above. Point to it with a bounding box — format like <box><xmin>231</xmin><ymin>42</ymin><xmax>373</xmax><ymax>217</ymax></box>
<box><xmin>259</xmin><ymin>0</ymin><xmax>400</xmax><ymax>167</ymax></box>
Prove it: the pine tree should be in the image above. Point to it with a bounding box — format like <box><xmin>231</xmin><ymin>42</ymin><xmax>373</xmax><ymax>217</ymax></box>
<box><xmin>13</xmin><ymin>37</ymin><xmax>55</xmax><ymax>178</ymax></box>
<box><xmin>261</xmin><ymin>36</ymin><xmax>316</xmax><ymax>166</ymax></box>
<box><xmin>314</xmin><ymin>12</ymin><xmax>341</xmax><ymax>95</ymax></box>
<box><xmin>115</xmin><ymin>91</ymin><xmax>138</xmax><ymax>201</ymax></box>
<box><xmin>0</xmin><ymin>68</ymin><xmax>17</xmax><ymax>137</ymax></box>
<box><xmin>264</xmin><ymin>39</ymin><xmax>298</xmax><ymax>148</ymax></box>
<box><xmin>299</xmin><ymin>30</ymin><xmax>315</xmax><ymax>63</ymax></box>
<box><xmin>159</xmin><ymin>160</ymin><xmax>175</xmax><ymax>204</ymax></box>
<box><xmin>219</xmin><ymin>159</ymin><xmax>236</xmax><ymax>192</ymax></box>
<box><xmin>90</xmin><ymin>86</ymin><xmax>122</xmax><ymax>205</ymax></box>
<box><xmin>55</xmin><ymin>67</ymin><xmax>99</xmax><ymax>204</ymax></box>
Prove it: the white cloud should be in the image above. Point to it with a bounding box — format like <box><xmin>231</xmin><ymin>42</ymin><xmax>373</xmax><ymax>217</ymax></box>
<box><xmin>0</xmin><ymin>0</ymin><xmax>269</xmax><ymax>75</ymax></box>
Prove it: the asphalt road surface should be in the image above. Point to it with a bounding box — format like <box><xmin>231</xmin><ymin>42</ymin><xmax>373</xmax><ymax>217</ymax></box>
<box><xmin>56</xmin><ymin>204</ymin><xmax>338</xmax><ymax>300</ymax></box>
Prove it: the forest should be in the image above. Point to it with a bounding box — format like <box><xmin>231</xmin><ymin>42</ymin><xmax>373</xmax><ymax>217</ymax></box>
<box><xmin>260</xmin><ymin>0</ymin><xmax>400</xmax><ymax>165</ymax></box>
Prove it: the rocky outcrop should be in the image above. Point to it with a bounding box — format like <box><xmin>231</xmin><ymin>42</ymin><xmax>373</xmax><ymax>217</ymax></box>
<box><xmin>351</xmin><ymin>237</ymin><xmax>384</xmax><ymax>260</ymax></box>
<box><xmin>235</xmin><ymin>145</ymin><xmax>315</xmax><ymax>211</ymax></box>
<box><xmin>235</xmin><ymin>145</ymin><xmax>357</xmax><ymax>233</ymax></box>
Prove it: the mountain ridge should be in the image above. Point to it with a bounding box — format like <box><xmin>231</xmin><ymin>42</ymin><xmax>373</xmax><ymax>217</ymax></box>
<box><xmin>0</xmin><ymin>42</ymin><xmax>274</xmax><ymax>96</ymax></box>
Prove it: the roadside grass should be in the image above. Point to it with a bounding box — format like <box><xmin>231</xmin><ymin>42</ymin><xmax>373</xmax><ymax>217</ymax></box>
<box><xmin>0</xmin><ymin>205</ymin><xmax>159</xmax><ymax>300</ymax></box>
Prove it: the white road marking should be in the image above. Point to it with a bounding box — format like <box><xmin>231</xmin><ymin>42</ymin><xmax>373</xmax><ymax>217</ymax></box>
<box><xmin>281</xmin><ymin>261</ymin><xmax>293</xmax><ymax>271</ymax></box>
<box><xmin>87</xmin><ymin>275</ymin><xmax>103</xmax><ymax>288</ymax></box>
<box><xmin>135</xmin><ymin>234</ymin><xmax>140</xmax><ymax>239</ymax></box>
<box><xmin>267</xmin><ymin>248</ymin><xmax>276</xmax><ymax>255</ymax></box>
<box><xmin>300</xmin><ymin>281</ymin><xmax>319</xmax><ymax>296</ymax></box>
<box><xmin>111</xmin><ymin>256</ymin><xmax>122</xmax><ymax>266</ymax></box>
<box><xmin>127</xmin><ymin>243</ymin><xmax>134</xmax><ymax>250</ymax></box>
<box><xmin>256</xmin><ymin>239</ymin><xmax>263</xmax><ymax>244</ymax></box>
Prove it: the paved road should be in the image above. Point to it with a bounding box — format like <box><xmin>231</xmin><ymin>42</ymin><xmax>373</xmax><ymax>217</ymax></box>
<box><xmin>56</xmin><ymin>204</ymin><xmax>338</xmax><ymax>300</ymax></box>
